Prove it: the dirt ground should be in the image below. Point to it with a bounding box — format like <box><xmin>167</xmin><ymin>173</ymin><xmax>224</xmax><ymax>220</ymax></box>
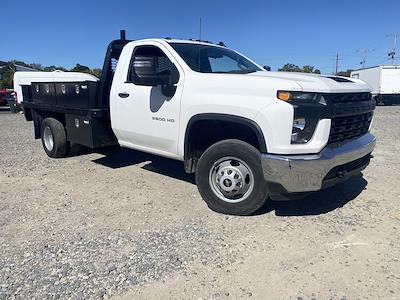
<box><xmin>0</xmin><ymin>107</ymin><xmax>399</xmax><ymax>299</ymax></box>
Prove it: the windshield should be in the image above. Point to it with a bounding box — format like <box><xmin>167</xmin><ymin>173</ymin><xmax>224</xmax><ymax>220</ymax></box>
<box><xmin>169</xmin><ymin>43</ymin><xmax>262</xmax><ymax>74</ymax></box>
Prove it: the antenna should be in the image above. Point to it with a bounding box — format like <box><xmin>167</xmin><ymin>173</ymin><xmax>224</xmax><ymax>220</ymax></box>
<box><xmin>357</xmin><ymin>48</ymin><xmax>374</xmax><ymax>69</ymax></box>
<box><xmin>387</xmin><ymin>32</ymin><xmax>398</xmax><ymax>65</ymax></box>
<box><xmin>199</xmin><ymin>17</ymin><xmax>202</xmax><ymax>41</ymax></box>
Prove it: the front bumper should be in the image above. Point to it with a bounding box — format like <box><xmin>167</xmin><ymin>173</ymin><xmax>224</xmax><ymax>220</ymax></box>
<box><xmin>261</xmin><ymin>133</ymin><xmax>376</xmax><ymax>193</ymax></box>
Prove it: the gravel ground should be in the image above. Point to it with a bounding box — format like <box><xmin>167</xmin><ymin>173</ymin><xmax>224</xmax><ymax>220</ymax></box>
<box><xmin>0</xmin><ymin>107</ymin><xmax>399</xmax><ymax>299</ymax></box>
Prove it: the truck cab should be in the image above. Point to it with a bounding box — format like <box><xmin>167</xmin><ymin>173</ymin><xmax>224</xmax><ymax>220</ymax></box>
<box><xmin>18</xmin><ymin>32</ymin><xmax>376</xmax><ymax>215</ymax></box>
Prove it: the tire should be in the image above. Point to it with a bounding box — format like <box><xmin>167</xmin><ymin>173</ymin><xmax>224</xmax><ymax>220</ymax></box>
<box><xmin>196</xmin><ymin>139</ymin><xmax>269</xmax><ymax>215</ymax></box>
<box><xmin>8</xmin><ymin>100</ymin><xmax>16</xmax><ymax>113</ymax></box>
<box><xmin>40</xmin><ymin>118</ymin><xmax>67</xmax><ymax>158</ymax></box>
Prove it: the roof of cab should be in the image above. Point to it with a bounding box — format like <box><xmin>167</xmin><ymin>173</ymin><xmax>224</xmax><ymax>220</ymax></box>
<box><xmin>131</xmin><ymin>38</ymin><xmax>226</xmax><ymax>48</ymax></box>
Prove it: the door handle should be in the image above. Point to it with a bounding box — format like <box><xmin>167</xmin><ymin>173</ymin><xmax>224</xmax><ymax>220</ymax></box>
<box><xmin>118</xmin><ymin>92</ymin><xmax>130</xmax><ymax>98</ymax></box>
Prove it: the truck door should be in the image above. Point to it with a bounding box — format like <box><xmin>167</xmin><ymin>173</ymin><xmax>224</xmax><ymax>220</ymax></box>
<box><xmin>110</xmin><ymin>43</ymin><xmax>184</xmax><ymax>158</ymax></box>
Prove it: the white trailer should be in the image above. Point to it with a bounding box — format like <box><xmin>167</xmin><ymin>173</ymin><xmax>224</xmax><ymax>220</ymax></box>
<box><xmin>351</xmin><ymin>66</ymin><xmax>400</xmax><ymax>105</ymax></box>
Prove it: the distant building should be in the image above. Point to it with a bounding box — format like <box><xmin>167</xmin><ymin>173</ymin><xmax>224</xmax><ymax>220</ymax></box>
<box><xmin>14</xmin><ymin>64</ymin><xmax>38</xmax><ymax>72</ymax></box>
<box><xmin>2</xmin><ymin>61</ymin><xmax>39</xmax><ymax>70</ymax></box>
<box><xmin>0</xmin><ymin>61</ymin><xmax>38</xmax><ymax>84</ymax></box>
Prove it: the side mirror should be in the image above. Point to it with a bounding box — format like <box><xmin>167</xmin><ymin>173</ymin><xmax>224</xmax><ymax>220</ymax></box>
<box><xmin>263</xmin><ymin>65</ymin><xmax>271</xmax><ymax>71</ymax></box>
<box><xmin>138</xmin><ymin>73</ymin><xmax>171</xmax><ymax>87</ymax></box>
<box><xmin>132</xmin><ymin>56</ymin><xmax>172</xmax><ymax>86</ymax></box>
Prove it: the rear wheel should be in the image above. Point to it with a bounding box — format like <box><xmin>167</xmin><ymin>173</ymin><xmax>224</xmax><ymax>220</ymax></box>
<box><xmin>40</xmin><ymin>118</ymin><xmax>67</xmax><ymax>158</ymax></box>
<box><xmin>196</xmin><ymin>139</ymin><xmax>269</xmax><ymax>215</ymax></box>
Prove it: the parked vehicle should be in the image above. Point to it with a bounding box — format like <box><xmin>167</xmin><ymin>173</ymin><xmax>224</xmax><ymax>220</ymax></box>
<box><xmin>351</xmin><ymin>66</ymin><xmax>400</xmax><ymax>106</ymax></box>
<box><xmin>18</xmin><ymin>31</ymin><xmax>376</xmax><ymax>215</ymax></box>
<box><xmin>0</xmin><ymin>89</ymin><xmax>8</xmax><ymax>106</ymax></box>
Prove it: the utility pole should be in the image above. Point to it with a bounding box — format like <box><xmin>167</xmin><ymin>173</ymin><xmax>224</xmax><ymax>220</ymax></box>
<box><xmin>335</xmin><ymin>53</ymin><xmax>341</xmax><ymax>75</ymax></box>
<box><xmin>387</xmin><ymin>32</ymin><xmax>398</xmax><ymax>65</ymax></box>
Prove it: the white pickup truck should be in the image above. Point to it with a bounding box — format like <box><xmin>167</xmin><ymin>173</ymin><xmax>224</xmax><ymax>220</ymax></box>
<box><xmin>18</xmin><ymin>31</ymin><xmax>376</xmax><ymax>215</ymax></box>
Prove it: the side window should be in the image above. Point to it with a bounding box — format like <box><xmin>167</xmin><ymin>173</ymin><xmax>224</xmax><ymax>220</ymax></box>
<box><xmin>128</xmin><ymin>45</ymin><xmax>178</xmax><ymax>84</ymax></box>
<box><xmin>351</xmin><ymin>73</ymin><xmax>359</xmax><ymax>79</ymax></box>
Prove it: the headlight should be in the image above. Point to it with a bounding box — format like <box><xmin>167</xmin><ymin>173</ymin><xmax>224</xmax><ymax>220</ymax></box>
<box><xmin>291</xmin><ymin>118</ymin><xmax>318</xmax><ymax>144</ymax></box>
<box><xmin>277</xmin><ymin>91</ymin><xmax>320</xmax><ymax>102</ymax></box>
<box><xmin>277</xmin><ymin>91</ymin><xmax>323</xmax><ymax>143</ymax></box>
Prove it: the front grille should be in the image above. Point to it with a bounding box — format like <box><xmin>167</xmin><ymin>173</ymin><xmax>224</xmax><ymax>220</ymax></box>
<box><xmin>329</xmin><ymin>112</ymin><xmax>373</xmax><ymax>143</ymax></box>
<box><xmin>324</xmin><ymin>154</ymin><xmax>371</xmax><ymax>180</ymax></box>
<box><xmin>325</xmin><ymin>92</ymin><xmax>371</xmax><ymax>103</ymax></box>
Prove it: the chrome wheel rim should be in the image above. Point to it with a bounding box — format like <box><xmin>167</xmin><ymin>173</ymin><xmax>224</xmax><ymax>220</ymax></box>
<box><xmin>209</xmin><ymin>157</ymin><xmax>254</xmax><ymax>203</ymax></box>
<box><xmin>43</xmin><ymin>126</ymin><xmax>54</xmax><ymax>151</ymax></box>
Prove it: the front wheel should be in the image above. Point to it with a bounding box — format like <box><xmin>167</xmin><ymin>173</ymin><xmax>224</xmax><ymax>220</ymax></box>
<box><xmin>196</xmin><ymin>139</ymin><xmax>269</xmax><ymax>215</ymax></box>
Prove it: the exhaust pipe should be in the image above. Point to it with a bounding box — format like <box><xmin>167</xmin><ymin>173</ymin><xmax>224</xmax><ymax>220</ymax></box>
<box><xmin>120</xmin><ymin>30</ymin><xmax>126</xmax><ymax>41</ymax></box>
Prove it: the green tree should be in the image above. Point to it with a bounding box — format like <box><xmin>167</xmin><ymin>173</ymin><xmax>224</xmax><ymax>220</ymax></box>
<box><xmin>302</xmin><ymin>65</ymin><xmax>321</xmax><ymax>74</ymax></box>
<box><xmin>30</xmin><ymin>63</ymin><xmax>44</xmax><ymax>70</ymax></box>
<box><xmin>91</xmin><ymin>68</ymin><xmax>102</xmax><ymax>78</ymax></box>
<box><xmin>336</xmin><ymin>69</ymin><xmax>354</xmax><ymax>77</ymax></box>
<box><xmin>278</xmin><ymin>63</ymin><xmax>302</xmax><ymax>72</ymax></box>
<box><xmin>43</xmin><ymin>65</ymin><xmax>68</xmax><ymax>72</ymax></box>
<box><xmin>279</xmin><ymin>63</ymin><xmax>321</xmax><ymax>74</ymax></box>
<box><xmin>70</xmin><ymin>64</ymin><xmax>91</xmax><ymax>73</ymax></box>
<box><xmin>0</xmin><ymin>67</ymin><xmax>14</xmax><ymax>89</ymax></box>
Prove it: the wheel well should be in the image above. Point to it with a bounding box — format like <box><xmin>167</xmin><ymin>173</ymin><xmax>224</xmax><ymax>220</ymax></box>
<box><xmin>184</xmin><ymin>116</ymin><xmax>266</xmax><ymax>173</ymax></box>
<box><xmin>32</xmin><ymin>110</ymin><xmax>66</xmax><ymax>139</ymax></box>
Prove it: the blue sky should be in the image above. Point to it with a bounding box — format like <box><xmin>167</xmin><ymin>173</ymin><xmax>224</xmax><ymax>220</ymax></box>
<box><xmin>2</xmin><ymin>0</ymin><xmax>399</xmax><ymax>74</ymax></box>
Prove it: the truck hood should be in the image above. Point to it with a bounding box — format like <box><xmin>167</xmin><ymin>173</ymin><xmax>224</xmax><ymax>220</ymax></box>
<box><xmin>247</xmin><ymin>71</ymin><xmax>371</xmax><ymax>93</ymax></box>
